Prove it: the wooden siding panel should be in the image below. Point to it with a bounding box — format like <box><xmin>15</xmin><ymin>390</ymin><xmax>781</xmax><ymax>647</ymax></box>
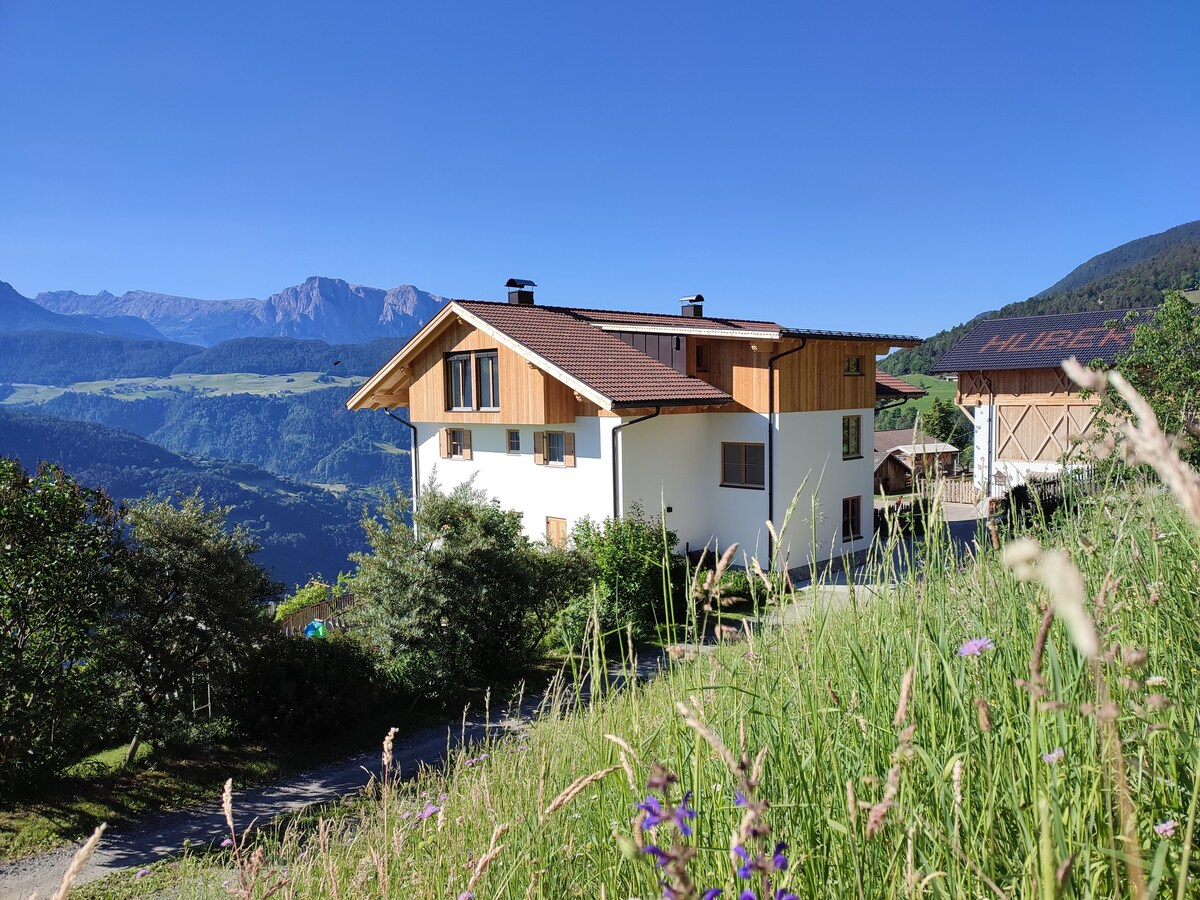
<box><xmin>995</xmin><ymin>402</ymin><xmax>1100</xmax><ymax>462</ymax></box>
<box><xmin>778</xmin><ymin>340</ymin><xmax>877</xmax><ymax>412</ymax></box>
<box><xmin>957</xmin><ymin>368</ymin><xmax>1081</xmax><ymax>405</ymax></box>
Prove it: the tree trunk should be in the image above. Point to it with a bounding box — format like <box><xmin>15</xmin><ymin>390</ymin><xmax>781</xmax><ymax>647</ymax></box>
<box><xmin>123</xmin><ymin>730</ymin><xmax>141</xmax><ymax>768</ymax></box>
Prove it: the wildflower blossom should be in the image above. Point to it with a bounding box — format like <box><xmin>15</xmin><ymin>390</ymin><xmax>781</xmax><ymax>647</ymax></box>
<box><xmin>673</xmin><ymin>791</ymin><xmax>697</xmax><ymax>836</ymax></box>
<box><xmin>220</xmin><ymin>838</ymin><xmax>234</xmax><ymax>848</ymax></box>
<box><xmin>701</xmin><ymin>891</ymin><xmax>723</xmax><ymax>900</ymax></box>
<box><xmin>771</xmin><ymin>842</ymin><xmax>788</xmax><ymax>870</ymax></box>
<box><xmin>136</xmin><ymin>868</ymin><xmax>150</xmax><ymax>879</ymax></box>
<box><xmin>416</xmin><ymin>802</ymin><xmax>440</xmax><ymax>820</ymax></box>
<box><xmin>1042</xmin><ymin>747</ymin><xmax>1065</xmax><ymax>765</ymax></box>
<box><xmin>637</xmin><ymin>795</ymin><xmax>667</xmax><ymax>829</ymax></box>
<box><xmin>1155</xmin><ymin>819</ymin><xmax>1178</xmax><ymax>838</ymax></box>
<box><xmin>957</xmin><ymin>637</ymin><xmax>994</xmax><ymax>657</ymax></box>
<box><xmin>733</xmin><ymin>844</ymin><xmax>754</xmax><ymax>879</ymax></box>
<box><xmin>642</xmin><ymin>845</ymin><xmax>670</xmax><ymax>868</ymax></box>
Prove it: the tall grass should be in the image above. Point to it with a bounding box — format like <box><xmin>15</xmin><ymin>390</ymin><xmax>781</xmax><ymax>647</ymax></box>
<box><xmin>130</xmin><ymin>474</ymin><xmax>1197</xmax><ymax>900</ymax></box>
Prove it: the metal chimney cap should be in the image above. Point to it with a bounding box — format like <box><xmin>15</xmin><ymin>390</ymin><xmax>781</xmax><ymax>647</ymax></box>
<box><xmin>506</xmin><ymin>278</ymin><xmax>537</xmax><ymax>288</ymax></box>
<box><xmin>678</xmin><ymin>294</ymin><xmax>704</xmax><ymax>305</ymax></box>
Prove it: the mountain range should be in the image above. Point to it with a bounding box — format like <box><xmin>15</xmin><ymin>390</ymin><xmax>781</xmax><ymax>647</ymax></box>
<box><xmin>25</xmin><ymin>275</ymin><xmax>446</xmax><ymax>346</ymax></box>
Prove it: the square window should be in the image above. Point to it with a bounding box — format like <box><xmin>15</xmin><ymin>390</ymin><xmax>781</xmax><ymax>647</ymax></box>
<box><xmin>507</xmin><ymin>429</ymin><xmax>521</xmax><ymax>454</ymax></box>
<box><xmin>547</xmin><ymin>431</ymin><xmax>565</xmax><ymax>465</ymax></box>
<box><xmin>842</xmin><ymin>496</ymin><xmax>862</xmax><ymax>541</ymax></box>
<box><xmin>842</xmin><ymin>415</ymin><xmax>862</xmax><ymax>459</ymax></box>
<box><xmin>721</xmin><ymin>442</ymin><xmax>765</xmax><ymax>489</ymax></box>
<box><xmin>445</xmin><ymin>350</ymin><xmax>499</xmax><ymax>411</ymax></box>
<box><xmin>843</xmin><ymin>356</ymin><xmax>863</xmax><ymax>376</ymax></box>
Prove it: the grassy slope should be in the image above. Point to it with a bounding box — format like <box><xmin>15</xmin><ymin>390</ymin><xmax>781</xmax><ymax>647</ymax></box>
<box><xmin>0</xmin><ymin>372</ymin><xmax>364</xmax><ymax>405</ymax></box>
<box><xmin>80</xmin><ymin>482</ymin><xmax>1200</xmax><ymax>898</ymax></box>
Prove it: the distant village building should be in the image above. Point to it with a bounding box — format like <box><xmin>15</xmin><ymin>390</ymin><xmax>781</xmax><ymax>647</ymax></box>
<box><xmin>931</xmin><ymin>309</ymin><xmax>1150</xmax><ymax>497</ymax></box>
<box><xmin>873</xmin><ymin>428</ymin><xmax>959</xmax><ymax>494</ymax></box>
<box><xmin>349</xmin><ymin>282</ymin><xmax>919</xmax><ymax>575</ymax></box>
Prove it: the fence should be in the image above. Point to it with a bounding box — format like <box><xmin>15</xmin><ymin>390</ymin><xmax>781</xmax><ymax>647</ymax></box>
<box><xmin>277</xmin><ymin>593</ymin><xmax>357</xmax><ymax>637</ymax></box>
<box><xmin>916</xmin><ymin>476</ymin><xmax>981</xmax><ymax>505</ymax></box>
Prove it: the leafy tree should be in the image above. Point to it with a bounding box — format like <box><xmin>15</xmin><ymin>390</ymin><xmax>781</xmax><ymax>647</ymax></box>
<box><xmin>1110</xmin><ymin>290</ymin><xmax>1200</xmax><ymax>466</ymax></box>
<box><xmin>0</xmin><ymin>460</ymin><xmax>126</xmax><ymax>782</ymax></box>
<box><xmin>352</xmin><ymin>479</ymin><xmax>578</xmax><ymax>696</ymax></box>
<box><xmin>98</xmin><ymin>492</ymin><xmax>280</xmax><ymax>762</ymax></box>
<box><xmin>919</xmin><ymin>396</ymin><xmax>971</xmax><ymax>448</ymax></box>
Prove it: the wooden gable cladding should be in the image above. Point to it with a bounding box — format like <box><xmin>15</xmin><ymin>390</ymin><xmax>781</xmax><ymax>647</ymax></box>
<box><xmin>406</xmin><ymin>319</ymin><xmax>599</xmax><ymax>424</ymax></box>
<box><xmin>686</xmin><ymin>337</ymin><xmax>880</xmax><ymax>412</ymax></box>
<box><xmin>956</xmin><ymin>368</ymin><xmax>1085</xmax><ymax>405</ymax></box>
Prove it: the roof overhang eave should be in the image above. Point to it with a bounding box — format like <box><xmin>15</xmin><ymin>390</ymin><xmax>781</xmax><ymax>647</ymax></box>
<box><xmin>610</xmin><ymin>395</ymin><xmax>733</xmax><ymax>410</ymax></box>
<box><xmin>781</xmin><ymin>328</ymin><xmax>923</xmax><ymax>347</ymax></box>
<box><xmin>594</xmin><ymin>323</ymin><xmax>782</xmax><ymax>341</ymax></box>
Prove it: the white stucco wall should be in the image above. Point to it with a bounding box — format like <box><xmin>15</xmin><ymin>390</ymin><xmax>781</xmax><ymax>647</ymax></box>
<box><xmin>413</xmin><ymin>417</ymin><xmax>618</xmax><ymax>541</ymax></box>
<box><xmin>618</xmin><ymin>409</ymin><xmax>875</xmax><ymax>572</ymax></box>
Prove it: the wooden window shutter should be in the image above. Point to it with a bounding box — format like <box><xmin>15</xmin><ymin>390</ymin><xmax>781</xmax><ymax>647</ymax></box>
<box><xmin>461</xmin><ymin>429</ymin><xmax>473</xmax><ymax>460</ymax></box>
<box><xmin>533</xmin><ymin>431</ymin><xmax>545</xmax><ymax>465</ymax></box>
<box><xmin>439</xmin><ymin>428</ymin><xmax>449</xmax><ymax>459</ymax></box>
<box><xmin>563</xmin><ymin>432</ymin><xmax>575</xmax><ymax>467</ymax></box>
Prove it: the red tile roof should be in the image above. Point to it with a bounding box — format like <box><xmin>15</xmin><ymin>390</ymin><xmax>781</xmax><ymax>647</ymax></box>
<box><xmin>458</xmin><ymin>301</ymin><xmax>733</xmax><ymax>408</ymax></box>
<box><xmin>875</xmin><ymin>372</ymin><xmax>928</xmax><ymax>399</ymax></box>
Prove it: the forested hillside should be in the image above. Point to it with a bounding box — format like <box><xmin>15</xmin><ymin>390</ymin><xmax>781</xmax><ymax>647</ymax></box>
<box><xmin>0</xmin><ymin>331</ymin><xmax>201</xmax><ymax>383</ymax></box>
<box><xmin>881</xmin><ymin>225</ymin><xmax>1200</xmax><ymax>374</ymax></box>
<box><xmin>0</xmin><ymin>407</ymin><xmax>367</xmax><ymax>584</ymax></box>
<box><xmin>171</xmin><ymin>336</ymin><xmax>399</xmax><ymax>376</ymax></box>
<box><xmin>36</xmin><ymin>387</ymin><xmax>412</xmax><ymax>488</ymax></box>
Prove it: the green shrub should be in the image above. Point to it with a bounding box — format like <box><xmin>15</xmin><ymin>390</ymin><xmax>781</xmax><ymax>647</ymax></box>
<box><xmin>274</xmin><ymin>578</ymin><xmax>331</xmax><ymax>622</ymax></box>
<box><xmin>566</xmin><ymin>504</ymin><xmax>683</xmax><ymax>646</ymax></box>
<box><xmin>352</xmin><ymin>478</ymin><xmax>586</xmax><ymax>696</ymax></box>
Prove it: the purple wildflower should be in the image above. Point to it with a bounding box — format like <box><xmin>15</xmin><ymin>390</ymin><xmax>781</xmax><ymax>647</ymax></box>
<box><xmin>642</xmin><ymin>844</ymin><xmax>670</xmax><ymax>868</ymax></box>
<box><xmin>1155</xmin><ymin>819</ymin><xmax>1178</xmax><ymax>838</ymax></box>
<box><xmin>637</xmin><ymin>795</ymin><xmax>667</xmax><ymax>829</ymax></box>
<box><xmin>733</xmin><ymin>844</ymin><xmax>754</xmax><ymax>879</ymax></box>
<box><xmin>774</xmin><ymin>891</ymin><xmax>798</xmax><ymax>900</ymax></box>
<box><xmin>702</xmin><ymin>891</ymin><xmax>723</xmax><ymax>900</ymax></box>
<box><xmin>957</xmin><ymin>637</ymin><xmax>995</xmax><ymax>657</ymax></box>
<box><xmin>458</xmin><ymin>893</ymin><xmax>475</xmax><ymax>900</ymax></box>
<box><xmin>739</xmin><ymin>891</ymin><xmax>757</xmax><ymax>900</ymax></box>
<box><xmin>220</xmin><ymin>837</ymin><xmax>234</xmax><ymax>848</ymax></box>
<box><xmin>772</xmin><ymin>841</ymin><xmax>788</xmax><ymax>870</ymax></box>
<box><xmin>136</xmin><ymin>868</ymin><xmax>151</xmax><ymax>879</ymax></box>
<box><xmin>1042</xmin><ymin>747</ymin><xmax>1065</xmax><ymax>765</ymax></box>
<box><xmin>416</xmin><ymin>802</ymin><xmax>440</xmax><ymax>820</ymax></box>
<box><xmin>734</xmin><ymin>790</ymin><xmax>749</xmax><ymax>807</ymax></box>
<box><xmin>673</xmin><ymin>791</ymin><xmax>697</xmax><ymax>837</ymax></box>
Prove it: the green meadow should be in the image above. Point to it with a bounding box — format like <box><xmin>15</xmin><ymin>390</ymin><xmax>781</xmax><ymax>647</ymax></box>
<box><xmin>1</xmin><ymin>372</ymin><xmax>364</xmax><ymax>405</ymax></box>
<box><xmin>77</xmin><ymin>474</ymin><xmax>1199</xmax><ymax>899</ymax></box>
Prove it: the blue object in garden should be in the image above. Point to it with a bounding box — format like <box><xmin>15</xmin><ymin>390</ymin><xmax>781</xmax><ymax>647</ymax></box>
<box><xmin>303</xmin><ymin>619</ymin><xmax>328</xmax><ymax>639</ymax></box>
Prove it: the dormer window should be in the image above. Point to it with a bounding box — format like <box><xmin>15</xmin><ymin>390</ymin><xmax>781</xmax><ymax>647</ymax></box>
<box><xmin>446</xmin><ymin>350</ymin><xmax>500</xmax><ymax>411</ymax></box>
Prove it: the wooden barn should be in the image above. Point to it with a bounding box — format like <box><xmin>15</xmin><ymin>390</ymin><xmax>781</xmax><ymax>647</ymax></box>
<box><xmin>931</xmin><ymin>308</ymin><xmax>1151</xmax><ymax>497</ymax></box>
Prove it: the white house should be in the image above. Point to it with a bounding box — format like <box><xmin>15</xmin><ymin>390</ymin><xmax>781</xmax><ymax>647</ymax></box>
<box><xmin>348</xmin><ymin>284</ymin><xmax>920</xmax><ymax>575</ymax></box>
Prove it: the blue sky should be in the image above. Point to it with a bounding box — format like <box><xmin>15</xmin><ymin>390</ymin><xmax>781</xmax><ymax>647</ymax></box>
<box><xmin>1</xmin><ymin>1</ymin><xmax>1197</xmax><ymax>337</ymax></box>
